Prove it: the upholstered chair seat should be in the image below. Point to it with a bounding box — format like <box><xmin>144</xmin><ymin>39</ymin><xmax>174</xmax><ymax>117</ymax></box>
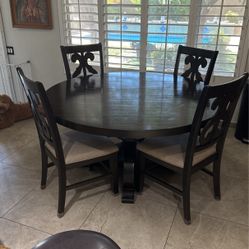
<box><xmin>137</xmin><ymin>134</ymin><xmax>216</xmax><ymax>168</ymax></box>
<box><xmin>46</xmin><ymin>131</ymin><xmax>118</xmax><ymax>165</ymax></box>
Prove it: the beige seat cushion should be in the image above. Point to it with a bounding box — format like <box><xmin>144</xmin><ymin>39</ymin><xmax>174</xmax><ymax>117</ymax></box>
<box><xmin>137</xmin><ymin>134</ymin><xmax>216</xmax><ymax>168</ymax></box>
<box><xmin>46</xmin><ymin>130</ymin><xmax>118</xmax><ymax>165</ymax></box>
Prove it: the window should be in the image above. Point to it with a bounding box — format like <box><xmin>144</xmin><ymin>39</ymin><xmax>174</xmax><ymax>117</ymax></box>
<box><xmin>63</xmin><ymin>0</ymin><xmax>99</xmax><ymax>45</ymax></box>
<box><xmin>104</xmin><ymin>0</ymin><xmax>142</xmax><ymax>69</ymax></box>
<box><xmin>146</xmin><ymin>0</ymin><xmax>191</xmax><ymax>73</ymax></box>
<box><xmin>61</xmin><ymin>0</ymin><xmax>248</xmax><ymax>76</ymax></box>
<box><xmin>195</xmin><ymin>0</ymin><xmax>247</xmax><ymax>76</ymax></box>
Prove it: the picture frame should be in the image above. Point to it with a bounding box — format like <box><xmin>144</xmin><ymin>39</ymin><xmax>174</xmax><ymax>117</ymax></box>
<box><xmin>10</xmin><ymin>0</ymin><xmax>52</xmax><ymax>29</ymax></box>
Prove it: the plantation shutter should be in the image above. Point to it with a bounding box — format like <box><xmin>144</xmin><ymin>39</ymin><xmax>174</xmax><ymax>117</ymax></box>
<box><xmin>62</xmin><ymin>0</ymin><xmax>99</xmax><ymax>45</ymax></box>
<box><xmin>60</xmin><ymin>0</ymin><xmax>248</xmax><ymax>76</ymax></box>
<box><xmin>146</xmin><ymin>0</ymin><xmax>191</xmax><ymax>73</ymax></box>
<box><xmin>195</xmin><ymin>0</ymin><xmax>247</xmax><ymax>76</ymax></box>
<box><xmin>104</xmin><ymin>0</ymin><xmax>142</xmax><ymax>70</ymax></box>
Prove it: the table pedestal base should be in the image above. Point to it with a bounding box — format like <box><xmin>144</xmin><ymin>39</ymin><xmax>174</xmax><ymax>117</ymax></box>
<box><xmin>122</xmin><ymin>162</ymin><xmax>135</xmax><ymax>203</ymax></box>
<box><xmin>120</xmin><ymin>140</ymin><xmax>139</xmax><ymax>203</ymax></box>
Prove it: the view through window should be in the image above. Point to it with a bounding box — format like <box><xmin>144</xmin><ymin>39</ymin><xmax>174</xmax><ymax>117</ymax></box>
<box><xmin>61</xmin><ymin>0</ymin><xmax>247</xmax><ymax>76</ymax></box>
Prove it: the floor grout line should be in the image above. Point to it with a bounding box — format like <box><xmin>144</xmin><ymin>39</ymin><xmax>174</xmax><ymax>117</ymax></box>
<box><xmin>78</xmin><ymin>191</ymin><xmax>106</xmax><ymax>229</ymax></box>
<box><xmin>1</xmin><ymin>188</ymin><xmax>35</xmax><ymax>218</ymax></box>
<box><xmin>163</xmin><ymin>207</ymin><xmax>178</xmax><ymax>249</ymax></box>
<box><xmin>0</xmin><ymin>161</ymin><xmax>41</xmax><ymax>173</ymax></box>
<box><xmin>191</xmin><ymin>210</ymin><xmax>249</xmax><ymax>228</ymax></box>
<box><xmin>1</xmin><ymin>217</ymin><xmax>52</xmax><ymax>236</ymax></box>
<box><xmin>175</xmin><ymin>205</ymin><xmax>249</xmax><ymax>228</ymax></box>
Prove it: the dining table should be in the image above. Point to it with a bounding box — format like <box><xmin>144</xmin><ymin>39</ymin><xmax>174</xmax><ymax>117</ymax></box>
<box><xmin>47</xmin><ymin>71</ymin><xmax>206</xmax><ymax>203</ymax></box>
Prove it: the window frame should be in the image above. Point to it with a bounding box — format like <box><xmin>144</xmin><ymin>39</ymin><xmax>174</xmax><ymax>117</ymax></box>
<box><xmin>58</xmin><ymin>0</ymin><xmax>248</xmax><ymax>78</ymax></box>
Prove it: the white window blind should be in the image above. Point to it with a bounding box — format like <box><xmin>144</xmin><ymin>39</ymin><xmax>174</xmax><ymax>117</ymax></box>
<box><xmin>60</xmin><ymin>0</ymin><xmax>248</xmax><ymax>76</ymax></box>
<box><xmin>63</xmin><ymin>0</ymin><xmax>99</xmax><ymax>45</ymax></box>
<box><xmin>103</xmin><ymin>0</ymin><xmax>142</xmax><ymax>70</ymax></box>
<box><xmin>195</xmin><ymin>0</ymin><xmax>247</xmax><ymax>76</ymax></box>
<box><xmin>146</xmin><ymin>0</ymin><xmax>191</xmax><ymax>72</ymax></box>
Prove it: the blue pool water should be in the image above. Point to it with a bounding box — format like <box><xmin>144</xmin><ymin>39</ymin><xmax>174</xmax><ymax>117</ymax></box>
<box><xmin>107</xmin><ymin>24</ymin><xmax>211</xmax><ymax>44</ymax></box>
<box><xmin>107</xmin><ymin>32</ymin><xmax>211</xmax><ymax>44</ymax></box>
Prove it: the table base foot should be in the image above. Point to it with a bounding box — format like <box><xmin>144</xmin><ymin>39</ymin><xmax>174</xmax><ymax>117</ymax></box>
<box><xmin>122</xmin><ymin>162</ymin><xmax>135</xmax><ymax>203</ymax></box>
<box><xmin>122</xmin><ymin>189</ymin><xmax>135</xmax><ymax>203</ymax></box>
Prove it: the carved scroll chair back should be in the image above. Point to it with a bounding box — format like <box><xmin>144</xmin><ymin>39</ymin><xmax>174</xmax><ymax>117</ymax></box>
<box><xmin>60</xmin><ymin>43</ymin><xmax>104</xmax><ymax>80</ymax></box>
<box><xmin>16</xmin><ymin>67</ymin><xmax>64</xmax><ymax>164</ymax></box>
<box><xmin>174</xmin><ymin>45</ymin><xmax>218</xmax><ymax>85</ymax></box>
<box><xmin>182</xmin><ymin>73</ymin><xmax>248</xmax><ymax>222</ymax></box>
<box><xmin>186</xmin><ymin>74</ymin><xmax>248</xmax><ymax>168</ymax></box>
<box><xmin>137</xmin><ymin>73</ymin><xmax>248</xmax><ymax>224</ymax></box>
<box><xmin>17</xmin><ymin>67</ymin><xmax>119</xmax><ymax>218</ymax></box>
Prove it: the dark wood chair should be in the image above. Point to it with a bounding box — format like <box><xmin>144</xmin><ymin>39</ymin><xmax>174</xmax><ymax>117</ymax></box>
<box><xmin>32</xmin><ymin>230</ymin><xmax>121</xmax><ymax>249</ymax></box>
<box><xmin>174</xmin><ymin>45</ymin><xmax>219</xmax><ymax>85</ymax></box>
<box><xmin>16</xmin><ymin>67</ymin><xmax>119</xmax><ymax>217</ymax></box>
<box><xmin>60</xmin><ymin>43</ymin><xmax>104</xmax><ymax>80</ymax></box>
<box><xmin>137</xmin><ymin>73</ymin><xmax>248</xmax><ymax>224</ymax></box>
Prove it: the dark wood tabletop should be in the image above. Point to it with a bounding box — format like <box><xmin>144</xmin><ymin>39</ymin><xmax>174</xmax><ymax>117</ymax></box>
<box><xmin>47</xmin><ymin>71</ymin><xmax>205</xmax><ymax>139</ymax></box>
<box><xmin>47</xmin><ymin>71</ymin><xmax>209</xmax><ymax>203</ymax></box>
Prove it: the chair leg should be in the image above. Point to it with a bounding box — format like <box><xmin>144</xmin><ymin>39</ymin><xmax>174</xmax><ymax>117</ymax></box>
<box><xmin>57</xmin><ymin>166</ymin><xmax>67</xmax><ymax>218</ymax></box>
<box><xmin>110</xmin><ymin>157</ymin><xmax>119</xmax><ymax>194</ymax></box>
<box><xmin>137</xmin><ymin>153</ymin><xmax>145</xmax><ymax>193</ymax></box>
<box><xmin>213</xmin><ymin>159</ymin><xmax>221</xmax><ymax>200</ymax></box>
<box><xmin>182</xmin><ymin>175</ymin><xmax>191</xmax><ymax>225</ymax></box>
<box><xmin>41</xmin><ymin>146</ymin><xmax>48</xmax><ymax>189</ymax></box>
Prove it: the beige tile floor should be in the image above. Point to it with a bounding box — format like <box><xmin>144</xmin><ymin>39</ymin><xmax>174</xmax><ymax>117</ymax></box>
<box><xmin>0</xmin><ymin>119</ymin><xmax>248</xmax><ymax>249</ymax></box>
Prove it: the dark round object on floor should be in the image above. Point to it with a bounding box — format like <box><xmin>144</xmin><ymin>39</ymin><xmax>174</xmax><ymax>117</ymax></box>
<box><xmin>32</xmin><ymin>230</ymin><xmax>121</xmax><ymax>249</ymax></box>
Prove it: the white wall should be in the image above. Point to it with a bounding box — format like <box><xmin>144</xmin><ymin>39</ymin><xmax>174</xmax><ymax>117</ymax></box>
<box><xmin>0</xmin><ymin>0</ymin><xmax>65</xmax><ymax>89</ymax></box>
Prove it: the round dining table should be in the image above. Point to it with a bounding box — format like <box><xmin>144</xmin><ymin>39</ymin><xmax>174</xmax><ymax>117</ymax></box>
<box><xmin>47</xmin><ymin>71</ymin><xmax>205</xmax><ymax>203</ymax></box>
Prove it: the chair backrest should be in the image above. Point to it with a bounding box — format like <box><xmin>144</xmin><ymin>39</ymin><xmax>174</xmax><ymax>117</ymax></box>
<box><xmin>16</xmin><ymin>67</ymin><xmax>65</xmax><ymax>163</ymax></box>
<box><xmin>174</xmin><ymin>45</ymin><xmax>218</xmax><ymax>85</ymax></box>
<box><xmin>184</xmin><ymin>73</ymin><xmax>248</xmax><ymax>170</ymax></box>
<box><xmin>60</xmin><ymin>43</ymin><xmax>104</xmax><ymax>80</ymax></box>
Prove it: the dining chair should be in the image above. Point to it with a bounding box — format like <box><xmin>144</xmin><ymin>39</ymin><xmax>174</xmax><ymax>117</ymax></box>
<box><xmin>16</xmin><ymin>67</ymin><xmax>119</xmax><ymax>217</ymax></box>
<box><xmin>60</xmin><ymin>43</ymin><xmax>104</xmax><ymax>80</ymax></box>
<box><xmin>137</xmin><ymin>73</ymin><xmax>248</xmax><ymax>224</ymax></box>
<box><xmin>60</xmin><ymin>45</ymin><xmax>122</xmax><ymax>146</ymax></box>
<box><xmin>174</xmin><ymin>45</ymin><xmax>219</xmax><ymax>85</ymax></box>
<box><xmin>32</xmin><ymin>230</ymin><xmax>121</xmax><ymax>249</ymax></box>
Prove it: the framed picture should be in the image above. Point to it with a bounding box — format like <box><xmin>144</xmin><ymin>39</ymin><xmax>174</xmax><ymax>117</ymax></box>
<box><xmin>10</xmin><ymin>0</ymin><xmax>52</xmax><ymax>29</ymax></box>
